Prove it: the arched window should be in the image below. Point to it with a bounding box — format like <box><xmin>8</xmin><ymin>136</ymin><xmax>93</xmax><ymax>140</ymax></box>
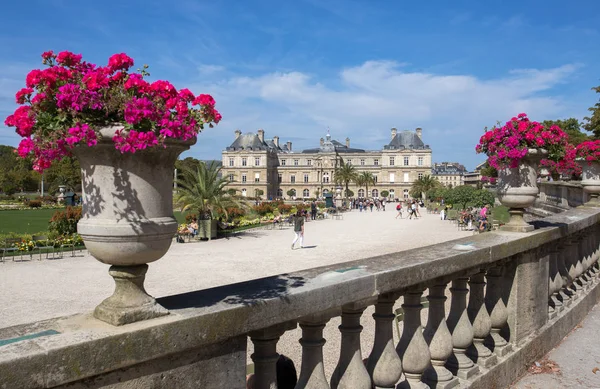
<box><xmin>372</xmin><ymin>189</ymin><xmax>379</xmax><ymax>198</ymax></box>
<box><xmin>303</xmin><ymin>189</ymin><xmax>310</xmax><ymax>198</ymax></box>
<box><xmin>277</xmin><ymin>188</ymin><xmax>283</xmax><ymax>198</ymax></box>
<box><xmin>403</xmin><ymin>189</ymin><xmax>409</xmax><ymax>199</ymax></box>
<box><xmin>323</xmin><ymin>189</ymin><xmax>329</xmax><ymax>195</ymax></box>
<box><xmin>389</xmin><ymin>189</ymin><xmax>395</xmax><ymax>199</ymax></box>
<box><xmin>242</xmin><ymin>188</ymin><xmax>247</xmax><ymax>197</ymax></box>
<box><xmin>358</xmin><ymin>189</ymin><xmax>365</xmax><ymax>198</ymax></box>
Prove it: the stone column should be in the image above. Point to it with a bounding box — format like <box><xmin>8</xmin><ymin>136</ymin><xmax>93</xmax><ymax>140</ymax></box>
<box><xmin>423</xmin><ymin>283</ymin><xmax>459</xmax><ymax>389</ymax></box>
<box><xmin>250</xmin><ymin>322</ymin><xmax>296</xmax><ymax>389</ymax></box>
<box><xmin>467</xmin><ymin>271</ymin><xmax>497</xmax><ymax>368</ymax></box>
<box><xmin>573</xmin><ymin>234</ymin><xmax>588</xmax><ymax>291</ymax></box>
<box><xmin>568</xmin><ymin>235</ymin><xmax>584</xmax><ymax>296</ymax></box>
<box><xmin>505</xmin><ymin>250</ymin><xmax>549</xmax><ymax>345</ymax></box>
<box><xmin>484</xmin><ymin>265</ymin><xmax>512</xmax><ymax>357</ymax></box>
<box><xmin>548</xmin><ymin>246</ymin><xmax>563</xmax><ymax>318</ymax></box>
<box><xmin>557</xmin><ymin>240</ymin><xmax>574</xmax><ymax>307</ymax></box>
<box><xmin>397</xmin><ymin>288</ymin><xmax>431</xmax><ymax>389</ymax></box>
<box><xmin>445</xmin><ymin>277</ymin><xmax>479</xmax><ymax>379</ymax></box>
<box><xmin>367</xmin><ymin>293</ymin><xmax>402</xmax><ymax>388</ymax></box>
<box><xmin>331</xmin><ymin>304</ymin><xmax>371</xmax><ymax>389</ymax></box>
<box><xmin>296</xmin><ymin>314</ymin><xmax>331</xmax><ymax>389</ymax></box>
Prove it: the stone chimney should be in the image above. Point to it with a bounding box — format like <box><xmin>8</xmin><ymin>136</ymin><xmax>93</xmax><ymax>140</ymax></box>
<box><xmin>273</xmin><ymin>136</ymin><xmax>279</xmax><ymax>148</ymax></box>
<box><xmin>257</xmin><ymin>129</ymin><xmax>265</xmax><ymax>143</ymax></box>
<box><xmin>234</xmin><ymin>129</ymin><xmax>241</xmax><ymax>139</ymax></box>
<box><xmin>286</xmin><ymin>141</ymin><xmax>292</xmax><ymax>152</ymax></box>
<box><xmin>320</xmin><ymin>137</ymin><xmax>324</xmax><ymax>147</ymax></box>
<box><xmin>346</xmin><ymin>137</ymin><xmax>350</xmax><ymax>147</ymax></box>
<box><xmin>416</xmin><ymin>127</ymin><xmax>422</xmax><ymax>139</ymax></box>
<box><xmin>391</xmin><ymin>127</ymin><xmax>397</xmax><ymax>140</ymax></box>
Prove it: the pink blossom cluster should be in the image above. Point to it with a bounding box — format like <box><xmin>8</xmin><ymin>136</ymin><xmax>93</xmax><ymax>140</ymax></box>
<box><xmin>575</xmin><ymin>140</ymin><xmax>600</xmax><ymax>165</ymax></box>
<box><xmin>475</xmin><ymin>113</ymin><xmax>569</xmax><ymax>169</ymax></box>
<box><xmin>480</xmin><ymin>176</ymin><xmax>497</xmax><ymax>184</ymax></box>
<box><xmin>540</xmin><ymin>143</ymin><xmax>581</xmax><ymax>177</ymax></box>
<box><xmin>4</xmin><ymin>50</ymin><xmax>221</xmax><ymax>171</ymax></box>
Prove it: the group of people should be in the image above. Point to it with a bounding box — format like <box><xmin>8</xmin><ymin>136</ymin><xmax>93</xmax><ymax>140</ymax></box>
<box><xmin>351</xmin><ymin>198</ymin><xmax>387</xmax><ymax>212</ymax></box>
<box><xmin>439</xmin><ymin>204</ymin><xmax>491</xmax><ymax>232</ymax></box>
<box><xmin>395</xmin><ymin>199</ymin><xmax>425</xmax><ymax>220</ymax></box>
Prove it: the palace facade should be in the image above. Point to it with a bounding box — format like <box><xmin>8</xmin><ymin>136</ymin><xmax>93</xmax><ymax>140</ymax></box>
<box><xmin>221</xmin><ymin>128</ymin><xmax>432</xmax><ymax>200</ymax></box>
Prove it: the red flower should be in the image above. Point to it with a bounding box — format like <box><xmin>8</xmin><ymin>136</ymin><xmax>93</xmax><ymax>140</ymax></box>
<box><xmin>56</xmin><ymin>51</ymin><xmax>82</xmax><ymax>67</ymax></box>
<box><xmin>107</xmin><ymin>53</ymin><xmax>134</xmax><ymax>72</ymax></box>
<box><xmin>193</xmin><ymin>94</ymin><xmax>215</xmax><ymax>106</ymax></box>
<box><xmin>15</xmin><ymin>88</ymin><xmax>34</xmax><ymax>104</ymax></box>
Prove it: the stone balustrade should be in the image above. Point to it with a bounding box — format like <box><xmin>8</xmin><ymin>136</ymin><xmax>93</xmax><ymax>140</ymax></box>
<box><xmin>2</xmin><ymin>205</ymin><xmax>600</xmax><ymax>388</ymax></box>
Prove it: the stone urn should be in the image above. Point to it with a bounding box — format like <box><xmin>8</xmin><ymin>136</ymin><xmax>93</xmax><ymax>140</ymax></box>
<box><xmin>579</xmin><ymin>159</ymin><xmax>600</xmax><ymax>205</ymax></box>
<box><xmin>73</xmin><ymin>126</ymin><xmax>194</xmax><ymax>325</ymax></box>
<box><xmin>496</xmin><ymin>149</ymin><xmax>546</xmax><ymax>232</ymax></box>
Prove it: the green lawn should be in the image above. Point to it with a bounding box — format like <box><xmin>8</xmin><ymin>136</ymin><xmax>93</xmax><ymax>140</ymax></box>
<box><xmin>0</xmin><ymin>208</ymin><xmax>189</xmax><ymax>234</ymax></box>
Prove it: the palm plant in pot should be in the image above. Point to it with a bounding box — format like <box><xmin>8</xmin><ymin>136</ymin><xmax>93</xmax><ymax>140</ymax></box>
<box><xmin>476</xmin><ymin>113</ymin><xmax>568</xmax><ymax>232</ymax></box>
<box><xmin>575</xmin><ymin>140</ymin><xmax>600</xmax><ymax>203</ymax></box>
<box><xmin>4</xmin><ymin>50</ymin><xmax>221</xmax><ymax>325</ymax></box>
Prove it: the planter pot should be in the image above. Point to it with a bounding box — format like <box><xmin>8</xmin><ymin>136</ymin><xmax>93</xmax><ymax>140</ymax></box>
<box><xmin>73</xmin><ymin>126</ymin><xmax>195</xmax><ymax>325</ymax></box>
<box><xmin>198</xmin><ymin>219</ymin><xmax>218</xmax><ymax>240</ymax></box>
<box><xmin>497</xmin><ymin>149</ymin><xmax>546</xmax><ymax>232</ymax></box>
<box><xmin>578</xmin><ymin>160</ymin><xmax>600</xmax><ymax>205</ymax></box>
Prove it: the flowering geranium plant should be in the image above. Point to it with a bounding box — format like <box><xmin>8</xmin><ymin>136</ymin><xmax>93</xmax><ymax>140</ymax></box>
<box><xmin>4</xmin><ymin>50</ymin><xmax>221</xmax><ymax>171</ymax></box>
<box><xmin>575</xmin><ymin>140</ymin><xmax>600</xmax><ymax>165</ymax></box>
<box><xmin>476</xmin><ymin>113</ymin><xmax>568</xmax><ymax>169</ymax></box>
<box><xmin>540</xmin><ymin>143</ymin><xmax>581</xmax><ymax>177</ymax></box>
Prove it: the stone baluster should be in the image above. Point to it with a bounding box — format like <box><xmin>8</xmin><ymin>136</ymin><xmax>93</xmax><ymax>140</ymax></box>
<box><xmin>581</xmin><ymin>231</ymin><xmax>594</xmax><ymax>288</ymax></box>
<box><xmin>396</xmin><ymin>288</ymin><xmax>431</xmax><ymax>389</ymax></box>
<box><xmin>574</xmin><ymin>234</ymin><xmax>590</xmax><ymax>291</ymax></box>
<box><xmin>557</xmin><ymin>241</ymin><xmax>574</xmax><ymax>307</ymax></box>
<box><xmin>250</xmin><ymin>322</ymin><xmax>296</xmax><ymax>389</ymax></box>
<box><xmin>467</xmin><ymin>271</ymin><xmax>497</xmax><ymax>367</ymax></box>
<box><xmin>591</xmin><ymin>227</ymin><xmax>600</xmax><ymax>281</ymax></box>
<box><xmin>366</xmin><ymin>293</ymin><xmax>403</xmax><ymax>388</ymax></box>
<box><xmin>446</xmin><ymin>278</ymin><xmax>479</xmax><ymax>379</ymax></box>
<box><xmin>484</xmin><ymin>265</ymin><xmax>512</xmax><ymax>357</ymax></box>
<box><xmin>565</xmin><ymin>237</ymin><xmax>582</xmax><ymax>298</ymax></box>
<box><xmin>548</xmin><ymin>245</ymin><xmax>563</xmax><ymax>318</ymax></box>
<box><xmin>584</xmin><ymin>230</ymin><xmax>598</xmax><ymax>285</ymax></box>
<box><xmin>331</xmin><ymin>304</ymin><xmax>371</xmax><ymax>389</ymax></box>
<box><xmin>296</xmin><ymin>313</ymin><xmax>332</xmax><ymax>389</ymax></box>
<box><xmin>423</xmin><ymin>282</ymin><xmax>459</xmax><ymax>389</ymax></box>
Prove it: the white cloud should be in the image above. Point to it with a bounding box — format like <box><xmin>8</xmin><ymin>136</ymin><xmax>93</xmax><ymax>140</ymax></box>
<box><xmin>197</xmin><ymin>64</ymin><xmax>225</xmax><ymax>75</ymax></box>
<box><xmin>188</xmin><ymin>60</ymin><xmax>581</xmax><ymax>169</ymax></box>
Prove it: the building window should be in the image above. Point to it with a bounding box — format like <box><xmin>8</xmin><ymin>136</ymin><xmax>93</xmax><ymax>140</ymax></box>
<box><xmin>372</xmin><ymin>189</ymin><xmax>379</xmax><ymax>198</ymax></box>
<box><xmin>255</xmin><ymin>173</ymin><xmax>260</xmax><ymax>182</ymax></box>
<box><xmin>418</xmin><ymin>157</ymin><xmax>423</xmax><ymax>166</ymax></box>
<box><xmin>291</xmin><ymin>175</ymin><xmax>296</xmax><ymax>183</ymax></box>
<box><xmin>304</xmin><ymin>173</ymin><xmax>309</xmax><ymax>183</ymax></box>
<box><xmin>229</xmin><ymin>158</ymin><xmax>234</xmax><ymax>167</ymax></box>
<box><xmin>303</xmin><ymin>189</ymin><xmax>310</xmax><ymax>197</ymax></box>
<box><xmin>404</xmin><ymin>157</ymin><xmax>409</xmax><ymax>166</ymax></box>
<box><xmin>358</xmin><ymin>189</ymin><xmax>365</xmax><ymax>197</ymax></box>
<box><xmin>347</xmin><ymin>160</ymin><xmax>352</xmax><ymax>165</ymax></box>
<box><xmin>277</xmin><ymin>188</ymin><xmax>283</xmax><ymax>197</ymax></box>
<box><xmin>360</xmin><ymin>159</ymin><xmax>365</xmax><ymax>166</ymax></box>
<box><xmin>323</xmin><ymin>173</ymin><xmax>330</xmax><ymax>183</ymax></box>
<box><xmin>255</xmin><ymin>157</ymin><xmax>260</xmax><ymax>166</ymax></box>
<box><xmin>418</xmin><ymin>173</ymin><xmax>423</xmax><ymax>180</ymax></box>
<box><xmin>390</xmin><ymin>173</ymin><xmax>395</xmax><ymax>183</ymax></box>
<box><xmin>373</xmin><ymin>175</ymin><xmax>378</xmax><ymax>183</ymax></box>
<box><xmin>403</xmin><ymin>173</ymin><xmax>409</xmax><ymax>182</ymax></box>
<box><xmin>242</xmin><ymin>174</ymin><xmax>247</xmax><ymax>183</ymax></box>
<box><xmin>294</xmin><ymin>159</ymin><xmax>299</xmax><ymax>166</ymax></box>
<box><xmin>242</xmin><ymin>158</ymin><xmax>247</xmax><ymax>167</ymax></box>
<box><xmin>307</xmin><ymin>159</ymin><xmax>312</xmax><ymax>166</ymax></box>
<box><xmin>403</xmin><ymin>189</ymin><xmax>409</xmax><ymax>199</ymax></box>
<box><xmin>281</xmin><ymin>159</ymin><xmax>286</xmax><ymax>166</ymax></box>
<box><xmin>278</xmin><ymin>173</ymin><xmax>282</xmax><ymax>183</ymax></box>
<box><xmin>374</xmin><ymin>158</ymin><xmax>379</xmax><ymax>166</ymax></box>
<box><xmin>389</xmin><ymin>189</ymin><xmax>395</xmax><ymax>199</ymax></box>
<box><xmin>390</xmin><ymin>157</ymin><xmax>395</xmax><ymax>166</ymax></box>
<box><xmin>242</xmin><ymin>188</ymin><xmax>247</xmax><ymax>197</ymax></box>
<box><xmin>228</xmin><ymin>174</ymin><xmax>234</xmax><ymax>182</ymax></box>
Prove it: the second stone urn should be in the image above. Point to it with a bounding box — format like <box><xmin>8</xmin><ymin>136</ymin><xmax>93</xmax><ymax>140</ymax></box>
<box><xmin>73</xmin><ymin>126</ymin><xmax>194</xmax><ymax>326</ymax></box>
<box><xmin>497</xmin><ymin>149</ymin><xmax>546</xmax><ymax>232</ymax></box>
<box><xmin>579</xmin><ymin>160</ymin><xmax>600</xmax><ymax>205</ymax></box>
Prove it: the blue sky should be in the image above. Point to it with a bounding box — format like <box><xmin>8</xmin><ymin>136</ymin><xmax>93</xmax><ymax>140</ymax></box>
<box><xmin>1</xmin><ymin>0</ymin><xmax>599</xmax><ymax>170</ymax></box>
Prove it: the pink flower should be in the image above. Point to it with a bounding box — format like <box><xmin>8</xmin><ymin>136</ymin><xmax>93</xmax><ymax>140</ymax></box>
<box><xmin>193</xmin><ymin>94</ymin><xmax>215</xmax><ymax>106</ymax></box>
<box><xmin>56</xmin><ymin>51</ymin><xmax>82</xmax><ymax>67</ymax></box>
<box><xmin>15</xmin><ymin>88</ymin><xmax>34</xmax><ymax>104</ymax></box>
<box><xmin>17</xmin><ymin>138</ymin><xmax>35</xmax><ymax>157</ymax></box>
<box><xmin>178</xmin><ymin>88</ymin><xmax>195</xmax><ymax>102</ymax></box>
<box><xmin>124</xmin><ymin>97</ymin><xmax>157</xmax><ymax>124</ymax></box>
<box><xmin>107</xmin><ymin>53</ymin><xmax>134</xmax><ymax>72</ymax></box>
<box><xmin>25</xmin><ymin>69</ymin><xmax>43</xmax><ymax>88</ymax></box>
<box><xmin>41</xmin><ymin>50</ymin><xmax>54</xmax><ymax>60</ymax></box>
<box><xmin>82</xmin><ymin>68</ymin><xmax>110</xmax><ymax>90</ymax></box>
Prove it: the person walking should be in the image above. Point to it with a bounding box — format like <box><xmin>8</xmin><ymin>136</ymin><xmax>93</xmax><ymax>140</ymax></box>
<box><xmin>395</xmin><ymin>202</ymin><xmax>403</xmax><ymax>219</ymax></box>
<box><xmin>310</xmin><ymin>201</ymin><xmax>317</xmax><ymax>220</ymax></box>
<box><xmin>292</xmin><ymin>210</ymin><xmax>305</xmax><ymax>249</ymax></box>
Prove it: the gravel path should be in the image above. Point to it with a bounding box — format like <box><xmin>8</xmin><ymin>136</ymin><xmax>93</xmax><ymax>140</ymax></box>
<box><xmin>0</xmin><ymin>208</ymin><xmax>471</xmax><ymax>381</ymax></box>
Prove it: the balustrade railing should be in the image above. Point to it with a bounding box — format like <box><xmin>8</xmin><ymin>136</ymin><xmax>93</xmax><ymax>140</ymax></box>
<box><xmin>2</xmin><ymin>206</ymin><xmax>600</xmax><ymax>389</ymax></box>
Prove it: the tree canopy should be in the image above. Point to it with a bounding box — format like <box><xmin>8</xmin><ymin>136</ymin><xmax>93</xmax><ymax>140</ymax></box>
<box><xmin>583</xmin><ymin>84</ymin><xmax>600</xmax><ymax>138</ymax></box>
<box><xmin>334</xmin><ymin>162</ymin><xmax>358</xmax><ymax>199</ymax></box>
<box><xmin>542</xmin><ymin>118</ymin><xmax>590</xmax><ymax>145</ymax></box>
<box><xmin>410</xmin><ymin>174</ymin><xmax>441</xmax><ymax>199</ymax></box>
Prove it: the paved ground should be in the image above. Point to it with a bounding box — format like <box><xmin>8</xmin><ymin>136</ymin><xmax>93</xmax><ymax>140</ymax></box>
<box><xmin>512</xmin><ymin>302</ymin><xmax>600</xmax><ymax>389</ymax></box>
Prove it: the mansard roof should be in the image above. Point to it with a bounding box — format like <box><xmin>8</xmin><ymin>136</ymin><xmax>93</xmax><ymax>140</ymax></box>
<box><xmin>226</xmin><ymin>133</ymin><xmax>283</xmax><ymax>152</ymax></box>
<box><xmin>301</xmin><ymin>133</ymin><xmax>365</xmax><ymax>154</ymax></box>
<box><xmin>384</xmin><ymin>131</ymin><xmax>429</xmax><ymax>150</ymax></box>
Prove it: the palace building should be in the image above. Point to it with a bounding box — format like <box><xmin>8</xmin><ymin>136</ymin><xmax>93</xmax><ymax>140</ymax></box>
<box><xmin>221</xmin><ymin>127</ymin><xmax>432</xmax><ymax>200</ymax></box>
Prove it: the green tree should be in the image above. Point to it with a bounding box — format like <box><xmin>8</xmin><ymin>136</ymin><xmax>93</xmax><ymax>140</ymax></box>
<box><xmin>344</xmin><ymin>189</ymin><xmax>354</xmax><ymax>197</ymax></box>
<box><xmin>355</xmin><ymin>172</ymin><xmax>375</xmax><ymax>198</ymax></box>
<box><xmin>380</xmin><ymin>190</ymin><xmax>389</xmax><ymax>198</ymax></box>
<box><xmin>410</xmin><ymin>174</ymin><xmax>441</xmax><ymax>199</ymax></box>
<box><xmin>43</xmin><ymin>156</ymin><xmax>81</xmax><ymax>193</ymax></box>
<box><xmin>583</xmin><ymin>84</ymin><xmax>600</xmax><ymax>138</ymax></box>
<box><xmin>286</xmin><ymin>189</ymin><xmax>296</xmax><ymax>198</ymax></box>
<box><xmin>543</xmin><ymin>118</ymin><xmax>590</xmax><ymax>145</ymax></box>
<box><xmin>445</xmin><ymin>185</ymin><xmax>476</xmax><ymax>209</ymax></box>
<box><xmin>175</xmin><ymin>161</ymin><xmax>242</xmax><ymax>220</ymax></box>
<box><xmin>472</xmin><ymin>189</ymin><xmax>495</xmax><ymax>208</ymax></box>
<box><xmin>334</xmin><ymin>162</ymin><xmax>358</xmax><ymax>201</ymax></box>
<box><xmin>254</xmin><ymin>189</ymin><xmax>264</xmax><ymax>198</ymax></box>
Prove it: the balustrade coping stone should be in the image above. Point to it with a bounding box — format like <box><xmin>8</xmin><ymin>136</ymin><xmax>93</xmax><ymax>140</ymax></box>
<box><xmin>0</xmin><ymin>206</ymin><xmax>599</xmax><ymax>388</ymax></box>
